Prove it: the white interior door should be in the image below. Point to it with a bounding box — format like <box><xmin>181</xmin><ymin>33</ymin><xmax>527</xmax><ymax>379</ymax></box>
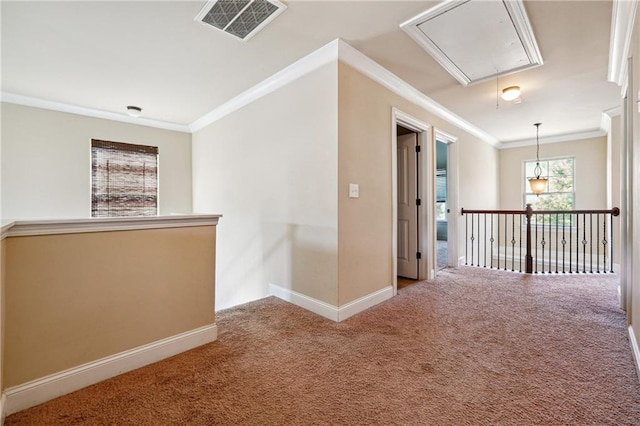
<box><xmin>397</xmin><ymin>133</ymin><xmax>418</xmax><ymax>279</ymax></box>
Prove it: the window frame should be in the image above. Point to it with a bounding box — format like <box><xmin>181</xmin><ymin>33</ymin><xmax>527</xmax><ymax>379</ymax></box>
<box><xmin>522</xmin><ymin>155</ymin><xmax>576</xmax><ymax>212</ymax></box>
<box><xmin>91</xmin><ymin>139</ymin><xmax>159</xmax><ymax>217</ymax></box>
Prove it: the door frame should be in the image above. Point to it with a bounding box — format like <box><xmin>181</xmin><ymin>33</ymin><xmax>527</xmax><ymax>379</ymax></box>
<box><xmin>391</xmin><ymin>108</ymin><xmax>432</xmax><ymax>296</ymax></box>
<box><xmin>434</xmin><ymin>128</ymin><xmax>460</xmax><ymax>270</ymax></box>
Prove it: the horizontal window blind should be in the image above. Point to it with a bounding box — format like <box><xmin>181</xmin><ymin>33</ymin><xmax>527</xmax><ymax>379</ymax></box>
<box><xmin>91</xmin><ymin>139</ymin><xmax>159</xmax><ymax>217</ymax></box>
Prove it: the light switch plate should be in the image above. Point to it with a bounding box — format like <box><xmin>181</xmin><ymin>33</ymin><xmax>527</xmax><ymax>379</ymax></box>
<box><xmin>349</xmin><ymin>183</ymin><xmax>359</xmax><ymax>198</ymax></box>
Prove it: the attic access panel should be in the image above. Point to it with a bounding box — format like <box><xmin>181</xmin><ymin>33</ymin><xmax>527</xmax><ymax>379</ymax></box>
<box><xmin>195</xmin><ymin>0</ymin><xmax>287</xmax><ymax>41</ymax></box>
<box><xmin>400</xmin><ymin>0</ymin><xmax>543</xmax><ymax>86</ymax></box>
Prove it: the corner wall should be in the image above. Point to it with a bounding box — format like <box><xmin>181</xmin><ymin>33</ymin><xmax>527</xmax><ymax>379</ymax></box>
<box><xmin>1</xmin><ymin>104</ymin><xmax>193</xmax><ymax>220</ymax></box>
<box><xmin>337</xmin><ymin>61</ymin><xmax>499</xmax><ymax>306</ymax></box>
<box><xmin>192</xmin><ymin>62</ymin><xmax>339</xmax><ymax>310</ymax></box>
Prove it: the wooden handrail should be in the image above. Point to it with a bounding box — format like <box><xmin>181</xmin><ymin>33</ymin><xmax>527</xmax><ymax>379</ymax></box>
<box><xmin>461</xmin><ymin>207</ymin><xmax>620</xmax><ymax>216</ymax></box>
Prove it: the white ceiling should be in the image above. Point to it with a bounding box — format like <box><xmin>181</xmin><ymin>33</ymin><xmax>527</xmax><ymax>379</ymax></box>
<box><xmin>1</xmin><ymin>1</ymin><xmax>622</xmax><ymax>145</ymax></box>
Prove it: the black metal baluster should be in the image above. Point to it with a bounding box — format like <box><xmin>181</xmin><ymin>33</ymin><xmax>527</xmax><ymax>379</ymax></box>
<box><xmin>540</xmin><ymin>214</ymin><xmax>547</xmax><ymax>274</ymax></box>
<box><xmin>490</xmin><ymin>214</ymin><xmax>494</xmax><ymax>269</ymax></box>
<box><xmin>511</xmin><ymin>214</ymin><xmax>515</xmax><ymax>271</ymax></box>
<box><xmin>465</xmin><ymin>213</ymin><xmax>468</xmax><ymax>265</ymax></box>
<box><xmin>584</xmin><ymin>213</ymin><xmax>587</xmax><ymax>273</ymax></box>
<box><xmin>609</xmin><ymin>212</ymin><xmax>614</xmax><ymax>273</ymax></box>
<box><xmin>519</xmin><ymin>214</ymin><xmax>523</xmax><ymax>272</ymax></box>
<box><xmin>603</xmin><ymin>213</ymin><xmax>608</xmax><ymax>273</ymax></box>
<box><xmin>589</xmin><ymin>214</ymin><xmax>593</xmax><ymax>273</ymax></box>
<box><xmin>596</xmin><ymin>213</ymin><xmax>600</xmax><ymax>273</ymax></box>
<box><xmin>471</xmin><ymin>214</ymin><xmax>475</xmax><ymax>266</ymax></box>
<box><xmin>570</xmin><ymin>214</ymin><xmax>574</xmax><ymax>273</ymax></box>
<box><xmin>533</xmin><ymin>214</ymin><xmax>540</xmax><ymax>274</ymax></box>
<box><xmin>484</xmin><ymin>214</ymin><xmax>487</xmax><ymax>268</ymax></box>
<box><xmin>555</xmin><ymin>214</ymin><xmax>559</xmax><ymax>273</ymax></box>
<box><xmin>562</xmin><ymin>213</ymin><xmax>567</xmax><ymax>274</ymax></box>
<box><xmin>548</xmin><ymin>214</ymin><xmax>552</xmax><ymax>273</ymax></box>
<box><xmin>504</xmin><ymin>212</ymin><xmax>508</xmax><ymax>271</ymax></box>
<box><xmin>497</xmin><ymin>215</ymin><xmax>500</xmax><ymax>270</ymax></box>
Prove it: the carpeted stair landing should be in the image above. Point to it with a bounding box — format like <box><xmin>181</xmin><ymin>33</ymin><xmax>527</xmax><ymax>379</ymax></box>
<box><xmin>6</xmin><ymin>267</ymin><xmax>640</xmax><ymax>425</ymax></box>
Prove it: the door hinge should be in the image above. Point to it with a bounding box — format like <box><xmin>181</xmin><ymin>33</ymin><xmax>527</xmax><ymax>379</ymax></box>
<box><xmin>416</xmin><ymin>198</ymin><xmax>421</xmax><ymax>206</ymax></box>
<box><xmin>415</xmin><ymin>145</ymin><xmax>421</xmax><ymax>153</ymax></box>
<box><xmin>416</xmin><ymin>252</ymin><xmax>422</xmax><ymax>259</ymax></box>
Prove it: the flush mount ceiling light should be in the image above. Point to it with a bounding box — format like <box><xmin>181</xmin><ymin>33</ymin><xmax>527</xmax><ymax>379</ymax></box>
<box><xmin>126</xmin><ymin>106</ymin><xmax>142</xmax><ymax>118</ymax></box>
<box><xmin>528</xmin><ymin>123</ymin><xmax>548</xmax><ymax>196</ymax></box>
<box><xmin>400</xmin><ymin>0</ymin><xmax>543</xmax><ymax>86</ymax></box>
<box><xmin>501</xmin><ymin>86</ymin><xmax>521</xmax><ymax>101</ymax></box>
<box><xmin>195</xmin><ymin>0</ymin><xmax>287</xmax><ymax>41</ymax></box>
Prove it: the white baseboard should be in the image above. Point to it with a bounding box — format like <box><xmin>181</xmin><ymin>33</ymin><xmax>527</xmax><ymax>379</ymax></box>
<box><xmin>3</xmin><ymin>323</ymin><xmax>217</xmax><ymax>417</ymax></box>
<box><xmin>458</xmin><ymin>256</ymin><xmax>466</xmax><ymax>266</ymax></box>
<box><xmin>1</xmin><ymin>393</ymin><xmax>6</xmax><ymax>425</ymax></box>
<box><xmin>337</xmin><ymin>286</ymin><xmax>393</xmax><ymax>321</ymax></box>
<box><xmin>269</xmin><ymin>284</ymin><xmax>339</xmax><ymax>321</ymax></box>
<box><xmin>269</xmin><ymin>284</ymin><xmax>393</xmax><ymax>322</ymax></box>
<box><xmin>629</xmin><ymin>326</ymin><xmax>640</xmax><ymax>381</ymax></box>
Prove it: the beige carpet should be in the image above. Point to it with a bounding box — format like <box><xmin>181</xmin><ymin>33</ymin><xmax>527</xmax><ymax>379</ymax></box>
<box><xmin>7</xmin><ymin>267</ymin><xmax>640</xmax><ymax>425</ymax></box>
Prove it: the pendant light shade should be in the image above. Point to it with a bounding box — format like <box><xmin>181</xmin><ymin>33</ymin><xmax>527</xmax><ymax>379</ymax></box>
<box><xmin>528</xmin><ymin>123</ymin><xmax>547</xmax><ymax>195</ymax></box>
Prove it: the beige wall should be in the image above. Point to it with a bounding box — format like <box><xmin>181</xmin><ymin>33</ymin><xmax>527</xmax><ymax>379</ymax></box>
<box><xmin>499</xmin><ymin>137</ymin><xmax>607</xmax><ymax>210</ymax></box>
<box><xmin>1</xmin><ymin>104</ymin><xmax>193</xmax><ymax>220</ymax></box>
<box><xmin>337</xmin><ymin>61</ymin><xmax>499</xmax><ymax>305</ymax></box>
<box><xmin>192</xmin><ymin>62</ymin><xmax>339</xmax><ymax>309</ymax></box>
<box><xmin>4</xmin><ymin>226</ymin><xmax>215</xmax><ymax>388</ymax></box>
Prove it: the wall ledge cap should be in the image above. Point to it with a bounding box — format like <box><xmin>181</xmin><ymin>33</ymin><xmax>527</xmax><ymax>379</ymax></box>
<box><xmin>4</xmin><ymin>214</ymin><xmax>222</xmax><ymax>237</ymax></box>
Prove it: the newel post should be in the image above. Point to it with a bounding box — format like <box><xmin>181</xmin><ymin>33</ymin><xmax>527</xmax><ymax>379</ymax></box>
<box><xmin>525</xmin><ymin>203</ymin><xmax>533</xmax><ymax>273</ymax></box>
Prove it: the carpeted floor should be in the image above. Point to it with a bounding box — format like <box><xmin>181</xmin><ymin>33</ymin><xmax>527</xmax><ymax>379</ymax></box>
<box><xmin>7</xmin><ymin>267</ymin><xmax>640</xmax><ymax>425</ymax></box>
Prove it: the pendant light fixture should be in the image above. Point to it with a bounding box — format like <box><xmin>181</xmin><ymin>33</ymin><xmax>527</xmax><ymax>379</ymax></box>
<box><xmin>528</xmin><ymin>123</ymin><xmax>547</xmax><ymax>195</ymax></box>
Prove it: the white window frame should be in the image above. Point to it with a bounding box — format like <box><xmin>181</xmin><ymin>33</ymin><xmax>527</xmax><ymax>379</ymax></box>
<box><xmin>522</xmin><ymin>155</ymin><xmax>575</xmax><ymax>211</ymax></box>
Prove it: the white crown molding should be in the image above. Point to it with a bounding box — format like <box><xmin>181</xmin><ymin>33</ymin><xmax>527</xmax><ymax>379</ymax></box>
<box><xmin>0</xmin><ymin>92</ymin><xmax>191</xmax><ymax>133</ymax></box>
<box><xmin>190</xmin><ymin>38</ymin><xmax>499</xmax><ymax>146</ymax></box>
<box><xmin>3</xmin><ymin>324</ymin><xmax>217</xmax><ymax>416</ymax></box>
<box><xmin>189</xmin><ymin>39</ymin><xmax>340</xmax><ymax>132</ymax></box>
<box><xmin>4</xmin><ymin>214</ymin><xmax>221</xmax><ymax>237</ymax></box>
<box><xmin>608</xmin><ymin>0</ymin><xmax>638</xmax><ymax>90</ymax></box>
<box><xmin>603</xmin><ymin>105</ymin><xmax>622</xmax><ymax>118</ymax></box>
<box><xmin>336</xmin><ymin>39</ymin><xmax>500</xmax><ymax>147</ymax></box>
<box><xmin>499</xmin><ymin>129</ymin><xmax>606</xmax><ymax>149</ymax></box>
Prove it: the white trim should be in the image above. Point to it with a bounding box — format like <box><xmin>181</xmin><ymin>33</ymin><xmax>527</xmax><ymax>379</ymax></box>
<box><xmin>458</xmin><ymin>256</ymin><xmax>466</xmax><ymax>266</ymax></box>
<box><xmin>608</xmin><ymin>0</ymin><xmax>638</xmax><ymax>90</ymax></box>
<box><xmin>499</xmin><ymin>129</ymin><xmax>607</xmax><ymax>149</ymax></box>
<box><xmin>435</xmin><ymin>129</ymin><xmax>460</xmax><ymax>269</ymax></box>
<box><xmin>269</xmin><ymin>284</ymin><xmax>393</xmax><ymax>322</ymax></box>
<box><xmin>337</xmin><ymin>286</ymin><xmax>394</xmax><ymax>322</ymax></box>
<box><xmin>392</xmin><ymin>108</ymin><xmax>434</xmax><ymax>288</ymax></box>
<box><xmin>604</xmin><ymin>105</ymin><xmax>622</xmax><ymax>118</ymax></box>
<box><xmin>0</xmin><ymin>93</ymin><xmax>190</xmax><ymax>133</ymax></box>
<box><xmin>1</xmin><ymin>222</ymin><xmax>15</xmax><ymax>241</ymax></box>
<box><xmin>629</xmin><ymin>326</ymin><xmax>640</xmax><ymax>382</ymax></box>
<box><xmin>269</xmin><ymin>284</ymin><xmax>339</xmax><ymax>321</ymax></box>
<box><xmin>399</xmin><ymin>0</ymin><xmax>542</xmax><ymax>86</ymax></box>
<box><xmin>337</xmin><ymin>40</ymin><xmax>499</xmax><ymax>147</ymax></box>
<box><xmin>4</xmin><ymin>214</ymin><xmax>221</xmax><ymax>237</ymax></box>
<box><xmin>0</xmin><ymin>393</ymin><xmax>6</xmax><ymax>425</ymax></box>
<box><xmin>189</xmin><ymin>39</ymin><xmax>339</xmax><ymax>132</ymax></box>
<box><xmin>3</xmin><ymin>324</ymin><xmax>217</xmax><ymax>416</ymax></box>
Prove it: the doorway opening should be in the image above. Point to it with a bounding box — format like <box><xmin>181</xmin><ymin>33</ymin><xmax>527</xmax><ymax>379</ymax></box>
<box><xmin>397</xmin><ymin>125</ymin><xmax>419</xmax><ymax>284</ymax></box>
<box><xmin>436</xmin><ymin>140</ymin><xmax>448</xmax><ymax>270</ymax></box>
<box><xmin>391</xmin><ymin>108</ymin><xmax>433</xmax><ymax>296</ymax></box>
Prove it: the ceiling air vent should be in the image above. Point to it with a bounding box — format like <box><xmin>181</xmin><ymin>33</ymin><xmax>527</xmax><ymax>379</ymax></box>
<box><xmin>195</xmin><ymin>0</ymin><xmax>287</xmax><ymax>41</ymax></box>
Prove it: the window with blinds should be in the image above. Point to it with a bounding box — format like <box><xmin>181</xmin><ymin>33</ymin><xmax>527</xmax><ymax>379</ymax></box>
<box><xmin>91</xmin><ymin>139</ymin><xmax>158</xmax><ymax>217</ymax></box>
